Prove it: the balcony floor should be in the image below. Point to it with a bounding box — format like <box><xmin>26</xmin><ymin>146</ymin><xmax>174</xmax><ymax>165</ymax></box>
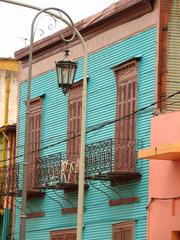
<box><xmin>38</xmin><ymin>182</ymin><xmax>89</xmax><ymax>193</ymax></box>
<box><xmin>139</xmin><ymin>143</ymin><xmax>180</xmax><ymax>160</ymax></box>
<box><xmin>86</xmin><ymin>171</ymin><xmax>141</xmax><ymax>184</ymax></box>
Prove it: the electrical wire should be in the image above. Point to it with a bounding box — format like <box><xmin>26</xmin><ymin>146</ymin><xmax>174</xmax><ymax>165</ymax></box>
<box><xmin>1</xmin><ymin>91</ymin><xmax>179</xmax><ymax>155</ymax></box>
<box><xmin>0</xmin><ymin>102</ymin><xmax>144</xmax><ymax>154</ymax></box>
<box><xmin>0</xmin><ymin>90</ymin><xmax>180</xmax><ymax>164</ymax></box>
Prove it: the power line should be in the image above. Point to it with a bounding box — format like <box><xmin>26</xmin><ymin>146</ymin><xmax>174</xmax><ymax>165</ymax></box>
<box><xmin>0</xmin><ymin>90</ymin><xmax>180</xmax><ymax>164</ymax></box>
<box><xmin>0</xmin><ymin>114</ymin><xmax>140</xmax><ymax>154</ymax></box>
<box><xmin>1</xmin><ymin>92</ymin><xmax>179</xmax><ymax>155</ymax></box>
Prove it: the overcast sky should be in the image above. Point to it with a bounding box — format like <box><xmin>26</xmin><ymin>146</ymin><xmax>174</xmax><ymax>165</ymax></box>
<box><xmin>0</xmin><ymin>0</ymin><xmax>117</xmax><ymax>58</ymax></box>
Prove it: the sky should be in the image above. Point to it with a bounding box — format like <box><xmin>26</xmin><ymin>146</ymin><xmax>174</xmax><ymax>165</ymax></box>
<box><xmin>0</xmin><ymin>0</ymin><xmax>117</xmax><ymax>58</ymax></box>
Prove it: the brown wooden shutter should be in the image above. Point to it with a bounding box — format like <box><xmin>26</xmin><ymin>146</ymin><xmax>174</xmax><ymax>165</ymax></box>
<box><xmin>50</xmin><ymin>229</ymin><xmax>76</xmax><ymax>240</ymax></box>
<box><xmin>115</xmin><ymin>61</ymin><xmax>138</xmax><ymax>171</ymax></box>
<box><xmin>112</xmin><ymin>222</ymin><xmax>134</xmax><ymax>240</ymax></box>
<box><xmin>122</xmin><ymin>226</ymin><xmax>133</xmax><ymax>240</ymax></box>
<box><xmin>28</xmin><ymin>97</ymin><xmax>42</xmax><ymax>190</ymax></box>
<box><xmin>67</xmin><ymin>83</ymin><xmax>82</xmax><ymax>162</ymax></box>
<box><xmin>113</xmin><ymin>231</ymin><xmax>122</xmax><ymax>240</ymax></box>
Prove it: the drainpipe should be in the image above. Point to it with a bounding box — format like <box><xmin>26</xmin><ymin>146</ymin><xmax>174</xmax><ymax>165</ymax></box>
<box><xmin>1</xmin><ymin>71</ymin><xmax>11</xmax><ymax>240</ymax></box>
<box><xmin>10</xmin><ymin>132</ymin><xmax>16</xmax><ymax>240</ymax></box>
<box><xmin>1</xmin><ymin>70</ymin><xmax>10</xmax><ymax>164</ymax></box>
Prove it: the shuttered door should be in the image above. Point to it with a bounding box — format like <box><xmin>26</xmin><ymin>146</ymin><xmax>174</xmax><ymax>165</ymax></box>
<box><xmin>67</xmin><ymin>83</ymin><xmax>82</xmax><ymax>162</ymax></box>
<box><xmin>115</xmin><ymin>61</ymin><xmax>138</xmax><ymax>171</ymax></box>
<box><xmin>28</xmin><ymin>98</ymin><xmax>42</xmax><ymax>190</ymax></box>
<box><xmin>122</xmin><ymin>226</ymin><xmax>133</xmax><ymax>240</ymax></box>
<box><xmin>68</xmin><ymin>97</ymin><xmax>82</xmax><ymax>161</ymax></box>
<box><xmin>113</xmin><ymin>231</ymin><xmax>122</xmax><ymax>240</ymax></box>
<box><xmin>52</xmin><ymin>234</ymin><xmax>76</xmax><ymax>240</ymax></box>
<box><xmin>112</xmin><ymin>222</ymin><xmax>134</xmax><ymax>240</ymax></box>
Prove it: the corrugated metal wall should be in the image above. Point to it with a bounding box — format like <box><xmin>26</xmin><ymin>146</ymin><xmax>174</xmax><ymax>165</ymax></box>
<box><xmin>14</xmin><ymin>27</ymin><xmax>156</xmax><ymax>240</ymax></box>
<box><xmin>166</xmin><ymin>0</ymin><xmax>180</xmax><ymax>111</ymax></box>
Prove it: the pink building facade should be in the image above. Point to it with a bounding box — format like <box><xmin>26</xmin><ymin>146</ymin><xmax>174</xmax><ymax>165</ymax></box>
<box><xmin>139</xmin><ymin>111</ymin><xmax>180</xmax><ymax>240</ymax></box>
<box><xmin>139</xmin><ymin>0</ymin><xmax>180</xmax><ymax>238</ymax></box>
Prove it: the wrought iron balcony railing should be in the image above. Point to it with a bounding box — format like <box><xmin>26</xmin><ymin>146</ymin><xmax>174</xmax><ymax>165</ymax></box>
<box><xmin>0</xmin><ymin>163</ymin><xmax>19</xmax><ymax>196</ymax></box>
<box><xmin>38</xmin><ymin>152</ymin><xmax>80</xmax><ymax>190</ymax></box>
<box><xmin>38</xmin><ymin>138</ymin><xmax>141</xmax><ymax>189</ymax></box>
<box><xmin>0</xmin><ymin>138</ymin><xmax>141</xmax><ymax>194</ymax></box>
<box><xmin>85</xmin><ymin>138</ymin><xmax>141</xmax><ymax>182</ymax></box>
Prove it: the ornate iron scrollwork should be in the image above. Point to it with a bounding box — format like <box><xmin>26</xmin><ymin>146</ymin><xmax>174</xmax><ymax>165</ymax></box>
<box><xmin>0</xmin><ymin>163</ymin><xmax>19</xmax><ymax>196</ymax></box>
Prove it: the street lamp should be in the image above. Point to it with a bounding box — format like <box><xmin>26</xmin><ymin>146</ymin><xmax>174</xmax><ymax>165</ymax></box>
<box><xmin>0</xmin><ymin>2</ymin><xmax>88</xmax><ymax>239</ymax></box>
<box><xmin>56</xmin><ymin>50</ymin><xmax>78</xmax><ymax>95</ymax></box>
<box><xmin>22</xmin><ymin>8</ymin><xmax>87</xmax><ymax>240</ymax></box>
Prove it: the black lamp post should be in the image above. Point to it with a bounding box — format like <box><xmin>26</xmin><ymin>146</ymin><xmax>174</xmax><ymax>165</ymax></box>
<box><xmin>56</xmin><ymin>50</ymin><xmax>77</xmax><ymax>94</ymax></box>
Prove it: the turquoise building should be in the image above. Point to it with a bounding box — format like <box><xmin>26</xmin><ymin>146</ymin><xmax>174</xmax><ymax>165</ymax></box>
<box><xmin>14</xmin><ymin>0</ymin><xmax>157</xmax><ymax>239</ymax></box>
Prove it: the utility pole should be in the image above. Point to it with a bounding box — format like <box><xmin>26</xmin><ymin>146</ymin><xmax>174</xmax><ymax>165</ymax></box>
<box><xmin>0</xmin><ymin>2</ymin><xmax>88</xmax><ymax>239</ymax></box>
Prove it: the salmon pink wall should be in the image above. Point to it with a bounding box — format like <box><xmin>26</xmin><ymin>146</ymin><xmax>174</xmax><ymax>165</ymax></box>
<box><xmin>148</xmin><ymin>111</ymin><xmax>180</xmax><ymax>240</ymax></box>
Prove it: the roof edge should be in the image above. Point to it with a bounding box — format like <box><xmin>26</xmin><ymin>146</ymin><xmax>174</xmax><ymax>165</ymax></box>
<box><xmin>15</xmin><ymin>0</ymin><xmax>153</xmax><ymax>61</ymax></box>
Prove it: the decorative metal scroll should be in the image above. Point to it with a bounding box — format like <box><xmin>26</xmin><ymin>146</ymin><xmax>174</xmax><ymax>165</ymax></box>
<box><xmin>34</xmin><ymin>12</ymin><xmax>75</xmax><ymax>42</ymax></box>
<box><xmin>32</xmin><ymin>7</ymin><xmax>77</xmax><ymax>45</ymax></box>
<box><xmin>0</xmin><ymin>163</ymin><xmax>19</xmax><ymax>196</ymax></box>
<box><xmin>85</xmin><ymin>138</ymin><xmax>138</xmax><ymax>178</ymax></box>
<box><xmin>38</xmin><ymin>153</ymin><xmax>64</xmax><ymax>188</ymax></box>
<box><xmin>85</xmin><ymin>138</ymin><xmax>113</xmax><ymax>177</ymax></box>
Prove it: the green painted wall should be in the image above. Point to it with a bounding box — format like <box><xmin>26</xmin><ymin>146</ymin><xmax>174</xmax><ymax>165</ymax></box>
<box><xmin>0</xmin><ymin>216</ymin><xmax>3</xmax><ymax>239</ymax></box>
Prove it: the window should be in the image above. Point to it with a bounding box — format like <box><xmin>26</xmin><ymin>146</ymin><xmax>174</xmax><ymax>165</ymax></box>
<box><xmin>112</xmin><ymin>221</ymin><xmax>134</xmax><ymax>240</ymax></box>
<box><xmin>114</xmin><ymin>60</ymin><xmax>138</xmax><ymax>171</ymax></box>
<box><xmin>67</xmin><ymin>82</ymin><xmax>82</xmax><ymax>162</ymax></box>
<box><xmin>50</xmin><ymin>229</ymin><xmax>76</xmax><ymax>240</ymax></box>
<box><xmin>172</xmin><ymin>231</ymin><xmax>180</xmax><ymax>240</ymax></box>
<box><xmin>28</xmin><ymin>97</ymin><xmax>42</xmax><ymax>190</ymax></box>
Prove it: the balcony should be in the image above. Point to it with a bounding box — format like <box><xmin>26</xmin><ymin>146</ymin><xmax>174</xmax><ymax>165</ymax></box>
<box><xmin>138</xmin><ymin>111</ymin><xmax>180</xmax><ymax>161</ymax></box>
<box><xmin>0</xmin><ymin>162</ymin><xmax>45</xmax><ymax>199</ymax></box>
<box><xmin>38</xmin><ymin>152</ymin><xmax>80</xmax><ymax>192</ymax></box>
<box><xmin>0</xmin><ymin>138</ymin><xmax>141</xmax><ymax>197</ymax></box>
<box><xmin>38</xmin><ymin>138</ymin><xmax>141</xmax><ymax>189</ymax></box>
<box><xmin>85</xmin><ymin>138</ymin><xmax>141</xmax><ymax>184</ymax></box>
<box><xmin>0</xmin><ymin>163</ymin><xmax>19</xmax><ymax>196</ymax></box>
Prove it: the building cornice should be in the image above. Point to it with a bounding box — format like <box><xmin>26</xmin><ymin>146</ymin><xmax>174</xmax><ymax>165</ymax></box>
<box><xmin>15</xmin><ymin>0</ymin><xmax>152</xmax><ymax>65</ymax></box>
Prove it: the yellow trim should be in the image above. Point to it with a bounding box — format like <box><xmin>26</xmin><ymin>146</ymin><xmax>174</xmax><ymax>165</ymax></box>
<box><xmin>0</xmin><ymin>59</ymin><xmax>20</xmax><ymax>72</ymax></box>
<box><xmin>138</xmin><ymin>142</ymin><xmax>180</xmax><ymax>160</ymax></box>
<box><xmin>0</xmin><ymin>209</ymin><xmax>4</xmax><ymax>215</ymax></box>
<box><xmin>4</xmin><ymin>77</ymin><xmax>10</xmax><ymax>125</ymax></box>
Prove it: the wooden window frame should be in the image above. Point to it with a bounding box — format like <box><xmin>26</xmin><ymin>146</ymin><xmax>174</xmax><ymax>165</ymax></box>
<box><xmin>114</xmin><ymin>60</ymin><xmax>138</xmax><ymax>172</ymax></box>
<box><xmin>67</xmin><ymin>81</ymin><xmax>83</xmax><ymax>162</ymax></box>
<box><xmin>50</xmin><ymin>228</ymin><xmax>76</xmax><ymax>240</ymax></box>
<box><xmin>112</xmin><ymin>221</ymin><xmax>135</xmax><ymax>240</ymax></box>
<box><xmin>28</xmin><ymin>96</ymin><xmax>43</xmax><ymax>190</ymax></box>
